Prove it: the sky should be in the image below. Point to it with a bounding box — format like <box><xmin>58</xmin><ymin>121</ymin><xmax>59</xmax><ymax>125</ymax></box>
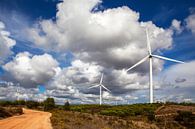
<box><xmin>0</xmin><ymin>0</ymin><xmax>195</xmax><ymax>105</ymax></box>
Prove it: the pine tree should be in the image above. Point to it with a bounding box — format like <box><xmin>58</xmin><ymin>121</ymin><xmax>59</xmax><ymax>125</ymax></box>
<box><xmin>64</xmin><ymin>100</ymin><xmax>70</xmax><ymax>110</ymax></box>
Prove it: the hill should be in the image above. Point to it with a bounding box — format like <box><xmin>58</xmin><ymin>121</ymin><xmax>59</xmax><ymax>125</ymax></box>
<box><xmin>51</xmin><ymin>103</ymin><xmax>195</xmax><ymax>129</ymax></box>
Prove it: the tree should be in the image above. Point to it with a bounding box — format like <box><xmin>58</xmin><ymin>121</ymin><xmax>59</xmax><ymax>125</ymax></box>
<box><xmin>64</xmin><ymin>100</ymin><xmax>70</xmax><ymax>110</ymax></box>
<box><xmin>26</xmin><ymin>101</ymin><xmax>39</xmax><ymax>109</ymax></box>
<box><xmin>16</xmin><ymin>100</ymin><xmax>26</xmax><ymax>106</ymax></box>
<box><xmin>44</xmin><ymin>98</ymin><xmax>55</xmax><ymax>111</ymax></box>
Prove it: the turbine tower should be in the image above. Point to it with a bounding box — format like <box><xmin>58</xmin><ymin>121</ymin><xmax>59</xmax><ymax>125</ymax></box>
<box><xmin>126</xmin><ymin>28</ymin><xmax>184</xmax><ymax>103</ymax></box>
<box><xmin>16</xmin><ymin>87</ymin><xmax>20</xmax><ymax>101</ymax></box>
<box><xmin>89</xmin><ymin>73</ymin><xmax>111</xmax><ymax>105</ymax></box>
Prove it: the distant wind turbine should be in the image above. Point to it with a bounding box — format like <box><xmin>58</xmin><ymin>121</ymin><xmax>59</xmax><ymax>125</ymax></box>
<box><xmin>16</xmin><ymin>88</ymin><xmax>20</xmax><ymax>101</ymax></box>
<box><xmin>126</xmin><ymin>28</ymin><xmax>184</xmax><ymax>103</ymax></box>
<box><xmin>89</xmin><ymin>73</ymin><xmax>111</xmax><ymax>105</ymax></box>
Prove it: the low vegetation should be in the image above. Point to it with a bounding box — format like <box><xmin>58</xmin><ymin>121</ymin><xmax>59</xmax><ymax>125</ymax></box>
<box><xmin>0</xmin><ymin>99</ymin><xmax>41</xmax><ymax>119</ymax></box>
<box><xmin>0</xmin><ymin>106</ymin><xmax>23</xmax><ymax>119</ymax></box>
<box><xmin>51</xmin><ymin>102</ymin><xmax>195</xmax><ymax>129</ymax></box>
<box><xmin>50</xmin><ymin>109</ymin><xmax>155</xmax><ymax>129</ymax></box>
<box><xmin>43</xmin><ymin>98</ymin><xmax>55</xmax><ymax>111</ymax></box>
<box><xmin>0</xmin><ymin>99</ymin><xmax>194</xmax><ymax>129</ymax></box>
<box><xmin>175</xmin><ymin>111</ymin><xmax>195</xmax><ymax>128</ymax></box>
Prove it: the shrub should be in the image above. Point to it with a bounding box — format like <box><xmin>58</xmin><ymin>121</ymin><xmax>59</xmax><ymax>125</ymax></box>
<box><xmin>7</xmin><ymin>107</ymin><xmax>23</xmax><ymax>115</ymax></box>
<box><xmin>175</xmin><ymin>111</ymin><xmax>195</xmax><ymax>128</ymax></box>
<box><xmin>44</xmin><ymin>98</ymin><xmax>55</xmax><ymax>111</ymax></box>
<box><xmin>147</xmin><ymin>111</ymin><xmax>155</xmax><ymax>121</ymax></box>
<box><xmin>0</xmin><ymin>107</ymin><xmax>23</xmax><ymax>119</ymax></box>
<box><xmin>64</xmin><ymin>101</ymin><xmax>70</xmax><ymax>111</ymax></box>
<box><xmin>13</xmin><ymin>100</ymin><xmax>26</xmax><ymax>106</ymax></box>
<box><xmin>0</xmin><ymin>101</ymin><xmax>12</xmax><ymax>106</ymax></box>
<box><xmin>100</xmin><ymin>109</ymin><xmax>129</xmax><ymax>117</ymax></box>
<box><xmin>26</xmin><ymin>101</ymin><xmax>39</xmax><ymax>109</ymax></box>
<box><xmin>0</xmin><ymin>107</ymin><xmax>11</xmax><ymax>119</ymax></box>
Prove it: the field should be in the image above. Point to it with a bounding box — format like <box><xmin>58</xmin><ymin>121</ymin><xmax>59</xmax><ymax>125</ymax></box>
<box><xmin>51</xmin><ymin>103</ymin><xmax>195</xmax><ymax>129</ymax></box>
<box><xmin>0</xmin><ymin>100</ymin><xmax>195</xmax><ymax>129</ymax></box>
<box><xmin>50</xmin><ymin>106</ymin><xmax>158</xmax><ymax>129</ymax></box>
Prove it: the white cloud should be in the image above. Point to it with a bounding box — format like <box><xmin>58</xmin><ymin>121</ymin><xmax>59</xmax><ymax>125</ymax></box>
<box><xmin>24</xmin><ymin>0</ymin><xmax>178</xmax><ymax>103</ymax></box>
<box><xmin>48</xmin><ymin>59</ymin><xmax>103</xmax><ymax>89</ymax></box>
<box><xmin>0</xmin><ymin>21</ymin><xmax>16</xmax><ymax>63</ymax></box>
<box><xmin>0</xmin><ymin>82</ymin><xmax>49</xmax><ymax>102</ymax></box>
<box><xmin>161</xmin><ymin>61</ymin><xmax>195</xmax><ymax>88</ymax></box>
<box><xmin>171</xmin><ymin>19</ymin><xmax>182</xmax><ymax>34</ymax></box>
<box><xmin>186</xmin><ymin>14</ymin><xmax>195</xmax><ymax>34</ymax></box>
<box><xmin>27</xmin><ymin>0</ymin><xmax>173</xmax><ymax>71</ymax></box>
<box><xmin>2</xmin><ymin>0</ymin><xmax>193</xmax><ymax>104</ymax></box>
<box><xmin>3</xmin><ymin>52</ymin><xmax>60</xmax><ymax>88</ymax></box>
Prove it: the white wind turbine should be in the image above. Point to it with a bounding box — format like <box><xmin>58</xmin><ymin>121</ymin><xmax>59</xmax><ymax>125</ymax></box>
<box><xmin>15</xmin><ymin>83</ymin><xmax>21</xmax><ymax>101</ymax></box>
<box><xmin>126</xmin><ymin>28</ymin><xmax>184</xmax><ymax>103</ymax></box>
<box><xmin>16</xmin><ymin>88</ymin><xmax>20</xmax><ymax>101</ymax></box>
<box><xmin>89</xmin><ymin>73</ymin><xmax>111</xmax><ymax>105</ymax></box>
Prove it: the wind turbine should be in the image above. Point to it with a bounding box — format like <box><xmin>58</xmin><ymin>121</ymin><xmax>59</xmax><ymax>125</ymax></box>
<box><xmin>126</xmin><ymin>28</ymin><xmax>184</xmax><ymax>103</ymax></box>
<box><xmin>16</xmin><ymin>88</ymin><xmax>20</xmax><ymax>101</ymax></box>
<box><xmin>89</xmin><ymin>73</ymin><xmax>111</xmax><ymax>105</ymax></box>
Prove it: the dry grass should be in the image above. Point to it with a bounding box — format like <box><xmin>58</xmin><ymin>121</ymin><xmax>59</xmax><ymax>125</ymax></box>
<box><xmin>51</xmin><ymin>104</ymin><xmax>195</xmax><ymax>129</ymax></box>
<box><xmin>50</xmin><ymin>109</ymin><xmax>160</xmax><ymax>129</ymax></box>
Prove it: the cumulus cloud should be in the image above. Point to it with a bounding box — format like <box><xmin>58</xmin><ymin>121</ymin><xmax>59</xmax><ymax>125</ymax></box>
<box><xmin>186</xmin><ymin>14</ymin><xmax>195</xmax><ymax>34</ymax></box>
<box><xmin>2</xmin><ymin>0</ymin><xmax>193</xmax><ymax>104</ymax></box>
<box><xmin>161</xmin><ymin>61</ymin><xmax>195</xmax><ymax>88</ymax></box>
<box><xmin>0</xmin><ymin>21</ymin><xmax>16</xmax><ymax>63</ymax></box>
<box><xmin>49</xmin><ymin>59</ymin><xmax>165</xmax><ymax>100</ymax></box>
<box><xmin>171</xmin><ymin>19</ymin><xmax>183</xmax><ymax>34</ymax></box>
<box><xmin>27</xmin><ymin>0</ymin><xmax>173</xmax><ymax>71</ymax></box>
<box><xmin>48</xmin><ymin>59</ymin><xmax>103</xmax><ymax>90</ymax></box>
<box><xmin>3</xmin><ymin>52</ymin><xmax>60</xmax><ymax>88</ymax></box>
<box><xmin>46</xmin><ymin>59</ymin><xmax>142</xmax><ymax>103</ymax></box>
<box><xmin>0</xmin><ymin>81</ymin><xmax>48</xmax><ymax>102</ymax></box>
<box><xmin>23</xmin><ymin>0</ymin><xmax>178</xmax><ymax>103</ymax></box>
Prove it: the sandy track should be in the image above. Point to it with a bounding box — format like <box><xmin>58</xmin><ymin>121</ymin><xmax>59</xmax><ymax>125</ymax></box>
<box><xmin>0</xmin><ymin>108</ymin><xmax>53</xmax><ymax>129</ymax></box>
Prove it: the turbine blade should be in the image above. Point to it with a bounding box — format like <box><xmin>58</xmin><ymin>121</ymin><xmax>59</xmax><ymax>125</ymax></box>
<box><xmin>100</xmin><ymin>73</ymin><xmax>103</xmax><ymax>84</ymax></box>
<box><xmin>126</xmin><ymin>55</ymin><xmax>149</xmax><ymax>72</ymax></box>
<box><xmin>88</xmin><ymin>84</ymin><xmax>99</xmax><ymax>89</ymax></box>
<box><xmin>152</xmin><ymin>55</ymin><xmax>184</xmax><ymax>63</ymax></box>
<box><xmin>101</xmin><ymin>84</ymin><xmax>111</xmax><ymax>92</ymax></box>
<box><xmin>146</xmin><ymin>28</ymin><xmax>152</xmax><ymax>55</ymax></box>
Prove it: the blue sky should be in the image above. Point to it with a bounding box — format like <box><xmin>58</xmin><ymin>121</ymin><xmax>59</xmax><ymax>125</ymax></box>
<box><xmin>0</xmin><ymin>0</ymin><xmax>194</xmax><ymax>66</ymax></box>
<box><xmin>102</xmin><ymin>0</ymin><xmax>195</xmax><ymax>25</ymax></box>
<box><xmin>1</xmin><ymin>0</ymin><xmax>195</xmax><ymax>27</ymax></box>
<box><xmin>0</xmin><ymin>0</ymin><xmax>195</xmax><ymax>104</ymax></box>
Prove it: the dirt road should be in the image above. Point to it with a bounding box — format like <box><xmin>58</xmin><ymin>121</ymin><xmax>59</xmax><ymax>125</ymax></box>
<box><xmin>0</xmin><ymin>108</ymin><xmax>53</xmax><ymax>129</ymax></box>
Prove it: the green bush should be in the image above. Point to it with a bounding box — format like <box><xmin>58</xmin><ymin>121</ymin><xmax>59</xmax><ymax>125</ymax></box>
<box><xmin>0</xmin><ymin>107</ymin><xmax>11</xmax><ymax>118</ymax></box>
<box><xmin>44</xmin><ymin>98</ymin><xmax>55</xmax><ymax>111</ymax></box>
<box><xmin>26</xmin><ymin>101</ymin><xmax>39</xmax><ymax>109</ymax></box>
<box><xmin>7</xmin><ymin>107</ymin><xmax>23</xmax><ymax>115</ymax></box>
<box><xmin>13</xmin><ymin>100</ymin><xmax>26</xmax><ymax>105</ymax></box>
<box><xmin>175</xmin><ymin>111</ymin><xmax>195</xmax><ymax>128</ymax></box>
<box><xmin>0</xmin><ymin>101</ymin><xmax>12</xmax><ymax>106</ymax></box>
<box><xmin>147</xmin><ymin>111</ymin><xmax>155</xmax><ymax>121</ymax></box>
<box><xmin>99</xmin><ymin>104</ymin><xmax>161</xmax><ymax>117</ymax></box>
<box><xmin>64</xmin><ymin>101</ymin><xmax>70</xmax><ymax>111</ymax></box>
<box><xmin>100</xmin><ymin>109</ymin><xmax>129</xmax><ymax>117</ymax></box>
<box><xmin>0</xmin><ymin>107</ymin><xmax>23</xmax><ymax>119</ymax></box>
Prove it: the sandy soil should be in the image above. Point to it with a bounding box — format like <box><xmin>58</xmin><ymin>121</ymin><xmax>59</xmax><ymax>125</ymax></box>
<box><xmin>0</xmin><ymin>108</ymin><xmax>53</xmax><ymax>129</ymax></box>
